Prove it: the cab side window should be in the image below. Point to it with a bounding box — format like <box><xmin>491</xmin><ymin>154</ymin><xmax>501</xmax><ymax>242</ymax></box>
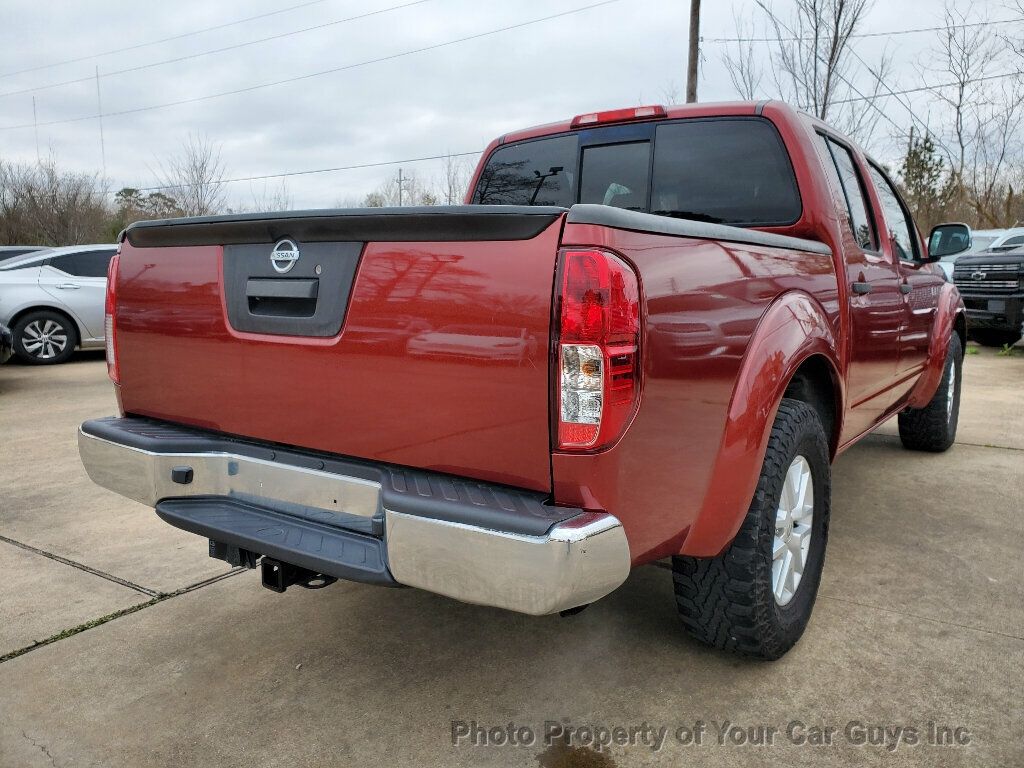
<box><xmin>815</xmin><ymin>134</ymin><xmax>876</xmax><ymax>251</ymax></box>
<box><xmin>867</xmin><ymin>165</ymin><xmax>918</xmax><ymax>262</ymax></box>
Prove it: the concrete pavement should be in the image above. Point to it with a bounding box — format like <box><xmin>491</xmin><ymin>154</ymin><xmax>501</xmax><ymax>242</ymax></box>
<box><xmin>1</xmin><ymin>346</ymin><xmax>1021</xmax><ymax>766</ymax></box>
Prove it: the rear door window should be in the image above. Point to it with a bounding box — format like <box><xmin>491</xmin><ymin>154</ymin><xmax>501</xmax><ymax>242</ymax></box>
<box><xmin>650</xmin><ymin>119</ymin><xmax>801</xmax><ymax>225</ymax></box>
<box><xmin>816</xmin><ymin>135</ymin><xmax>877</xmax><ymax>251</ymax></box>
<box><xmin>579</xmin><ymin>142</ymin><xmax>650</xmax><ymax>210</ymax></box>
<box><xmin>471</xmin><ymin>135</ymin><xmax>577</xmax><ymax>206</ymax></box>
<box><xmin>867</xmin><ymin>165</ymin><xmax>918</xmax><ymax>262</ymax></box>
<box><xmin>48</xmin><ymin>249</ymin><xmax>116</xmax><ymax>278</ymax></box>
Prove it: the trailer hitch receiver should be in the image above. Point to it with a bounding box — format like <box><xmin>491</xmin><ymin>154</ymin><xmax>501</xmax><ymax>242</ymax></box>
<box><xmin>260</xmin><ymin>557</ymin><xmax>338</xmax><ymax>593</ymax></box>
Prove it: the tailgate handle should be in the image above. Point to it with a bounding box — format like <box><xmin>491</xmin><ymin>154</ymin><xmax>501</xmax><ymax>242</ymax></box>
<box><xmin>246</xmin><ymin>278</ymin><xmax>319</xmax><ymax>299</ymax></box>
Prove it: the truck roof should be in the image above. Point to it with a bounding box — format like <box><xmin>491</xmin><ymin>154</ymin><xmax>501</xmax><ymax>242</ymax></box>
<box><xmin>497</xmin><ymin>100</ymin><xmax>766</xmax><ymax>145</ymax></box>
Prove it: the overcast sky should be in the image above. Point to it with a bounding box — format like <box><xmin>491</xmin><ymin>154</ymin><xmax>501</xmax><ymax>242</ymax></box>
<box><xmin>0</xmin><ymin>0</ymin><xmax>1015</xmax><ymax>209</ymax></box>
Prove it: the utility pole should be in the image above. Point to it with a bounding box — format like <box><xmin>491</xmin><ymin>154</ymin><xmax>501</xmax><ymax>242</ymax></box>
<box><xmin>94</xmin><ymin>65</ymin><xmax>107</xmax><ymax>177</ymax></box>
<box><xmin>397</xmin><ymin>167</ymin><xmax>404</xmax><ymax>206</ymax></box>
<box><xmin>686</xmin><ymin>0</ymin><xmax>701</xmax><ymax>103</ymax></box>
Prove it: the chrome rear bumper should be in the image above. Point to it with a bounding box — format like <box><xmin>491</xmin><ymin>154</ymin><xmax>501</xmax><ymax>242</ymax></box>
<box><xmin>78</xmin><ymin>419</ymin><xmax>630</xmax><ymax>615</ymax></box>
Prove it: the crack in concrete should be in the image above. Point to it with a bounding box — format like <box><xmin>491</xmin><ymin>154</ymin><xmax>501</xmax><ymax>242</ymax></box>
<box><xmin>0</xmin><ymin>567</ymin><xmax>248</xmax><ymax>665</ymax></box>
<box><xmin>0</xmin><ymin>534</ymin><xmax>159</xmax><ymax>597</ymax></box>
<box><xmin>818</xmin><ymin>593</ymin><xmax>1024</xmax><ymax>643</ymax></box>
<box><xmin>869</xmin><ymin>433</ymin><xmax>1024</xmax><ymax>452</ymax></box>
<box><xmin>21</xmin><ymin>731</ymin><xmax>59</xmax><ymax>768</ymax></box>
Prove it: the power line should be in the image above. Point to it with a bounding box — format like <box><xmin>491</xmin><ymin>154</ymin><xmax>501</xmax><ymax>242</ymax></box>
<box><xmin>0</xmin><ymin>0</ymin><xmax>336</xmax><ymax>79</ymax></box>
<box><xmin>706</xmin><ymin>17</ymin><xmax>1022</xmax><ymax>43</ymax></box>
<box><xmin>757</xmin><ymin>6</ymin><xmax>915</xmax><ymax>142</ymax></box>
<box><xmin>829</xmin><ymin>70</ymin><xmax>1023</xmax><ymax>105</ymax></box>
<box><xmin>843</xmin><ymin>44</ymin><xmax>960</xmax><ymax>162</ymax></box>
<box><xmin>0</xmin><ymin>0</ymin><xmax>622</xmax><ymax>132</ymax></box>
<box><xmin>0</xmin><ymin>0</ymin><xmax>432</xmax><ymax>99</ymax></box>
<box><xmin>135</xmin><ymin>150</ymin><xmax>482</xmax><ymax>190</ymax></box>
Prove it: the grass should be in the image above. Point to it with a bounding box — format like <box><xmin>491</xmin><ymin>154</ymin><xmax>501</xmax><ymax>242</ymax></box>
<box><xmin>0</xmin><ymin>597</ymin><xmax>165</xmax><ymax>664</ymax></box>
<box><xmin>996</xmin><ymin>344</ymin><xmax>1017</xmax><ymax>357</ymax></box>
<box><xmin>0</xmin><ymin>568</ymin><xmax>246</xmax><ymax>664</ymax></box>
<box><xmin>965</xmin><ymin>345</ymin><xmax>980</xmax><ymax>355</ymax></box>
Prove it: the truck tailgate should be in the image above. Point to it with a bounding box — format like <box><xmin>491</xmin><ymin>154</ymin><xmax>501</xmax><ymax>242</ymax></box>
<box><xmin>114</xmin><ymin>207</ymin><xmax>565</xmax><ymax>491</ymax></box>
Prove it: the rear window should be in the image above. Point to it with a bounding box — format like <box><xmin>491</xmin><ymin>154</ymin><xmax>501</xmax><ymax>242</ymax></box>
<box><xmin>580</xmin><ymin>142</ymin><xmax>650</xmax><ymax>210</ymax></box>
<box><xmin>471</xmin><ymin>117</ymin><xmax>801</xmax><ymax>226</ymax></box>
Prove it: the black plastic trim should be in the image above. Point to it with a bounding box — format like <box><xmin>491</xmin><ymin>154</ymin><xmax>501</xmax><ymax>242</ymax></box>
<box><xmin>123</xmin><ymin>205</ymin><xmax>566</xmax><ymax>247</ymax></box>
<box><xmin>246</xmin><ymin>278</ymin><xmax>319</xmax><ymax>299</ymax></box>
<box><xmin>82</xmin><ymin>417</ymin><xmax>581</xmax><ymax>537</ymax></box>
<box><xmin>225</xmin><ymin>241</ymin><xmax>359</xmax><ymax>337</ymax></box>
<box><xmin>156</xmin><ymin>497</ymin><xmax>397</xmax><ymax>586</ymax></box>
<box><xmin>566</xmin><ymin>204</ymin><xmax>832</xmax><ymax>256</ymax></box>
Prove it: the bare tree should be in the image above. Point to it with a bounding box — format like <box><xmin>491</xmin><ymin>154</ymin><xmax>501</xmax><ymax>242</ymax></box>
<box><xmin>724</xmin><ymin>0</ymin><xmax>891</xmax><ymax>145</ymax></box>
<box><xmin>661</xmin><ymin>81</ymin><xmax>683</xmax><ymax>104</ymax></box>
<box><xmin>760</xmin><ymin>0</ymin><xmax>872</xmax><ymax>120</ymax></box>
<box><xmin>0</xmin><ymin>156</ymin><xmax>111</xmax><ymax>245</ymax></box>
<box><xmin>245</xmin><ymin>179</ymin><xmax>293</xmax><ymax>212</ymax></box>
<box><xmin>153</xmin><ymin>133</ymin><xmax>227</xmax><ymax>216</ymax></box>
<box><xmin>362</xmin><ymin>169</ymin><xmax>437</xmax><ymax>207</ymax></box>
<box><xmin>440</xmin><ymin>153</ymin><xmax>472</xmax><ymax>205</ymax></box>
<box><xmin>721</xmin><ymin>11</ymin><xmax>765</xmax><ymax>99</ymax></box>
<box><xmin>926</xmin><ymin>2</ymin><xmax>1023</xmax><ymax>226</ymax></box>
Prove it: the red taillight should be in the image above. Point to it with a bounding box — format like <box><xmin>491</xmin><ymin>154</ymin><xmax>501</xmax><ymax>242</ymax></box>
<box><xmin>570</xmin><ymin>105</ymin><xmax>667</xmax><ymax>129</ymax></box>
<box><xmin>105</xmin><ymin>250</ymin><xmax>120</xmax><ymax>385</ymax></box>
<box><xmin>556</xmin><ymin>249</ymin><xmax>641</xmax><ymax>450</ymax></box>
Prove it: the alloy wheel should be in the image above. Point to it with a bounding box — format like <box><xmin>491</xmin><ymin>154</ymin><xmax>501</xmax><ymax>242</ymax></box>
<box><xmin>772</xmin><ymin>455</ymin><xmax>814</xmax><ymax>606</ymax></box>
<box><xmin>22</xmin><ymin>319</ymin><xmax>68</xmax><ymax>360</ymax></box>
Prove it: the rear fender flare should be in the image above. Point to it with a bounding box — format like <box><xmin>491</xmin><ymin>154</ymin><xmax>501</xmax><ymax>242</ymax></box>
<box><xmin>906</xmin><ymin>284</ymin><xmax>965</xmax><ymax>409</ymax></box>
<box><xmin>680</xmin><ymin>291</ymin><xmax>842</xmax><ymax>557</ymax></box>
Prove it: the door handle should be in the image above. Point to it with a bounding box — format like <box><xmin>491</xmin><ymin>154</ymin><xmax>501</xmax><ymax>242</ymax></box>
<box><xmin>899</xmin><ymin>283</ymin><xmax>912</xmax><ymax>295</ymax></box>
<box><xmin>851</xmin><ymin>282</ymin><xmax>872</xmax><ymax>295</ymax></box>
<box><xmin>56</xmin><ymin>283</ymin><xmax>81</xmax><ymax>289</ymax></box>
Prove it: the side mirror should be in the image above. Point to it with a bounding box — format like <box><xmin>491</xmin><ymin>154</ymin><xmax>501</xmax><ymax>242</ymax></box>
<box><xmin>928</xmin><ymin>223</ymin><xmax>972</xmax><ymax>261</ymax></box>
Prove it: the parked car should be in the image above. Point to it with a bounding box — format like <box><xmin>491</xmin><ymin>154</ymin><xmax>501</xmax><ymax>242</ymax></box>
<box><xmin>79</xmin><ymin>101</ymin><xmax>964</xmax><ymax>660</ymax></box>
<box><xmin>987</xmin><ymin>228</ymin><xmax>1024</xmax><ymax>252</ymax></box>
<box><xmin>933</xmin><ymin>227</ymin><xmax>1007</xmax><ymax>279</ymax></box>
<box><xmin>0</xmin><ymin>323</ymin><xmax>13</xmax><ymax>364</ymax></box>
<box><xmin>0</xmin><ymin>245</ymin><xmax>48</xmax><ymax>264</ymax></box>
<box><xmin>0</xmin><ymin>244</ymin><xmax>117</xmax><ymax>364</ymax></box>
<box><xmin>933</xmin><ymin>224</ymin><xmax>1024</xmax><ymax>347</ymax></box>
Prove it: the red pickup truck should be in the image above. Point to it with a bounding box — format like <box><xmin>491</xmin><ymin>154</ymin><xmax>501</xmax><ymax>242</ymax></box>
<box><xmin>80</xmin><ymin>101</ymin><xmax>964</xmax><ymax>659</ymax></box>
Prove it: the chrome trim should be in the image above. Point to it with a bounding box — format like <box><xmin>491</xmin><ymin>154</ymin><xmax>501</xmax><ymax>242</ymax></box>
<box><xmin>385</xmin><ymin>509</ymin><xmax>631</xmax><ymax>615</ymax></box>
<box><xmin>77</xmin><ymin>428</ymin><xmax>381</xmax><ymax>518</ymax></box>
<box><xmin>78</xmin><ymin>428</ymin><xmax>632</xmax><ymax>615</ymax></box>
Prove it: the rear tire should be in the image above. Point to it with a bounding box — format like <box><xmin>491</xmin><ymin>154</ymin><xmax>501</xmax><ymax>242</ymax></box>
<box><xmin>12</xmin><ymin>310</ymin><xmax>78</xmax><ymax>365</ymax></box>
<box><xmin>898</xmin><ymin>333</ymin><xmax>962</xmax><ymax>452</ymax></box>
<box><xmin>672</xmin><ymin>399</ymin><xmax>831</xmax><ymax>660</ymax></box>
<box><xmin>969</xmin><ymin>329</ymin><xmax>1020</xmax><ymax>348</ymax></box>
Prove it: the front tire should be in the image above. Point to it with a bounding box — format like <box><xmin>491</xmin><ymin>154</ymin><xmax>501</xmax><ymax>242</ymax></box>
<box><xmin>672</xmin><ymin>399</ymin><xmax>831</xmax><ymax>660</ymax></box>
<box><xmin>13</xmin><ymin>310</ymin><xmax>78</xmax><ymax>365</ymax></box>
<box><xmin>898</xmin><ymin>333</ymin><xmax>962</xmax><ymax>452</ymax></box>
